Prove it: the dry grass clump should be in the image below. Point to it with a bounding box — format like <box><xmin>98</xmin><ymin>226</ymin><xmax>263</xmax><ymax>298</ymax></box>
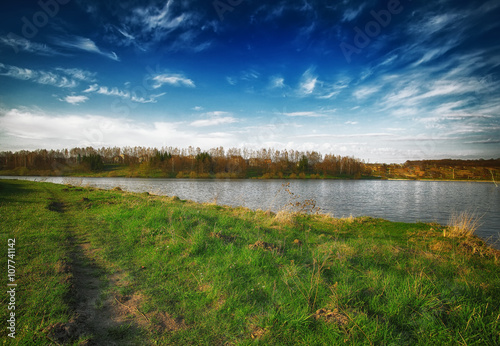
<box><xmin>445</xmin><ymin>211</ymin><xmax>482</xmax><ymax>238</ymax></box>
<box><xmin>341</xmin><ymin>214</ymin><xmax>355</xmax><ymax>224</ymax></box>
<box><xmin>272</xmin><ymin>183</ymin><xmax>321</xmax><ymax>225</ymax></box>
<box><xmin>430</xmin><ymin>240</ymin><xmax>453</xmax><ymax>253</ymax></box>
<box><xmin>274</xmin><ymin>210</ymin><xmax>297</xmax><ymax>225</ymax></box>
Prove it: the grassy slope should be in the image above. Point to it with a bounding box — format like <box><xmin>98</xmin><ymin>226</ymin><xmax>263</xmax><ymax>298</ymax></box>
<box><xmin>0</xmin><ymin>179</ymin><xmax>499</xmax><ymax>345</ymax></box>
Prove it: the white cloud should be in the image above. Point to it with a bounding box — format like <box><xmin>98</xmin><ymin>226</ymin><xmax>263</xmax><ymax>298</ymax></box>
<box><xmin>342</xmin><ymin>4</ymin><xmax>366</xmax><ymax>22</ymax></box>
<box><xmin>298</xmin><ymin>68</ymin><xmax>317</xmax><ymax>96</ymax></box>
<box><xmin>55</xmin><ymin>68</ymin><xmax>97</xmax><ymax>82</ymax></box>
<box><xmin>117</xmin><ymin>27</ymin><xmax>135</xmax><ymax>41</ymax></box>
<box><xmin>390</xmin><ymin>108</ymin><xmax>419</xmax><ymax>117</ymax></box>
<box><xmin>83</xmin><ymin>84</ymin><xmax>99</xmax><ymax>93</ymax></box>
<box><xmin>190</xmin><ymin>112</ymin><xmax>237</xmax><ymax>127</ymax></box>
<box><xmin>412</xmin><ymin>44</ymin><xmax>456</xmax><ymax>67</ymax></box>
<box><xmin>284</xmin><ymin>111</ymin><xmax>326</xmax><ymax>118</ymax></box>
<box><xmin>410</xmin><ymin>13</ymin><xmax>463</xmax><ymax>38</ymax></box>
<box><xmin>269</xmin><ymin>76</ymin><xmax>285</xmax><ymax>89</ymax></box>
<box><xmin>0</xmin><ymin>108</ymin><xmax>234</xmax><ymax>150</ymax></box>
<box><xmin>316</xmin><ymin>91</ymin><xmax>340</xmax><ymax>100</ymax></box>
<box><xmin>240</xmin><ymin>69</ymin><xmax>260</xmax><ymax>81</ymax></box>
<box><xmin>133</xmin><ymin>0</ymin><xmax>188</xmax><ymax>31</ymax></box>
<box><xmin>297</xmin><ymin>133</ymin><xmax>395</xmax><ymax>139</ymax></box>
<box><xmin>382</xmin><ymin>83</ymin><xmax>421</xmax><ymax>106</ymax></box>
<box><xmin>0</xmin><ymin>62</ymin><xmax>77</xmax><ymax>88</ymax></box>
<box><xmin>204</xmin><ymin>111</ymin><xmax>231</xmax><ymax>117</ymax></box>
<box><xmin>0</xmin><ymin>35</ymin><xmax>64</xmax><ymax>56</ymax></box>
<box><xmin>190</xmin><ymin>117</ymin><xmax>237</xmax><ymax>127</ymax></box>
<box><xmin>225</xmin><ymin>69</ymin><xmax>261</xmax><ymax>88</ymax></box>
<box><xmin>117</xmin><ymin>1</ymin><xmax>211</xmax><ymax>52</ymax></box>
<box><xmin>131</xmin><ymin>93</ymin><xmax>166</xmax><ymax>104</ymax></box>
<box><xmin>97</xmin><ymin>86</ymin><xmax>130</xmax><ymax>98</ymax></box>
<box><xmin>150</xmin><ymin>73</ymin><xmax>195</xmax><ymax>88</ymax></box>
<box><xmin>82</xmin><ymin>83</ymin><xmax>165</xmax><ymax>103</ymax></box>
<box><xmin>61</xmin><ymin>95</ymin><xmax>89</xmax><ymax>105</ymax></box>
<box><xmin>418</xmin><ymin>79</ymin><xmax>484</xmax><ymax>99</ymax></box>
<box><xmin>0</xmin><ymin>62</ymin><xmax>34</xmax><ymax>80</ymax></box>
<box><xmin>353</xmin><ymin>86</ymin><xmax>381</xmax><ymax>99</ymax></box>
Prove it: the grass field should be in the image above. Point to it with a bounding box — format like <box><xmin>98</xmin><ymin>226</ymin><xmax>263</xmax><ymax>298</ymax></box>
<box><xmin>0</xmin><ymin>179</ymin><xmax>499</xmax><ymax>345</ymax></box>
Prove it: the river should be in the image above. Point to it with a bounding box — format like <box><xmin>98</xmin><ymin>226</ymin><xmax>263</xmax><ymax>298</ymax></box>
<box><xmin>2</xmin><ymin>176</ymin><xmax>499</xmax><ymax>248</ymax></box>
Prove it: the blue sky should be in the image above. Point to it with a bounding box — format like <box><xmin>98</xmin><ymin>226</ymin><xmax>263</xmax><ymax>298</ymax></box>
<box><xmin>0</xmin><ymin>0</ymin><xmax>499</xmax><ymax>163</ymax></box>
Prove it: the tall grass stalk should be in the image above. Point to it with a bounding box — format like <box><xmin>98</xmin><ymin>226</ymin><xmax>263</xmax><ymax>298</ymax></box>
<box><xmin>446</xmin><ymin>211</ymin><xmax>482</xmax><ymax>238</ymax></box>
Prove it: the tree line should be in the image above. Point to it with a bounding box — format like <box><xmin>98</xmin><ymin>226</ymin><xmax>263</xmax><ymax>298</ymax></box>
<box><xmin>2</xmin><ymin>147</ymin><xmax>497</xmax><ymax>181</ymax></box>
<box><xmin>0</xmin><ymin>146</ymin><xmax>367</xmax><ymax>178</ymax></box>
<box><xmin>367</xmin><ymin>159</ymin><xmax>500</xmax><ymax>181</ymax></box>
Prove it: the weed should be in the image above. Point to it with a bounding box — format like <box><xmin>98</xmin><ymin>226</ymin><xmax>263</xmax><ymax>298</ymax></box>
<box><xmin>272</xmin><ymin>183</ymin><xmax>321</xmax><ymax>225</ymax></box>
<box><xmin>445</xmin><ymin>211</ymin><xmax>482</xmax><ymax>238</ymax></box>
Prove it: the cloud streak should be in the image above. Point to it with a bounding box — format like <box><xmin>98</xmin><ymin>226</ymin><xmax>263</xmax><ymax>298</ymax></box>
<box><xmin>0</xmin><ymin>35</ymin><xmax>65</xmax><ymax>56</ymax></box>
<box><xmin>82</xmin><ymin>83</ymin><xmax>166</xmax><ymax>103</ymax></box>
<box><xmin>54</xmin><ymin>36</ymin><xmax>119</xmax><ymax>61</ymax></box>
<box><xmin>0</xmin><ymin>62</ymin><xmax>79</xmax><ymax>88</ymax></box>
<box><xmin>284</xmin><ymin>111</ymin><xmax>326</xmax><ymax>118</ymax></box>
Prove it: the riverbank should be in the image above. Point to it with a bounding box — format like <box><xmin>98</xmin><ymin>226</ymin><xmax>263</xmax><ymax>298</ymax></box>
<box><xmin>2</xmin><ymin>170</ymin><xmax>497</xmax><ymax>183</ymax></box>
<box><xmin>1</xmin><ymin>179</ymin><xmax>499</xmax><ymax>344</ymax></box>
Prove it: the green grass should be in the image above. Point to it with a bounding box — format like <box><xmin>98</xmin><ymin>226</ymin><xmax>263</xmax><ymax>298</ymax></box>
<box><xmin>1</xmin><ymin>179</ymin><xmax>499</xmax><ymax>345</ymax></box>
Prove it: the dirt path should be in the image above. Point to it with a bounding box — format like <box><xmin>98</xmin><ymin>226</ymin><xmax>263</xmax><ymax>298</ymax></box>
<box><xmin>43</xmin><ymin>190</ymin><xmax>147</xmax><ymax>344</ymax></box>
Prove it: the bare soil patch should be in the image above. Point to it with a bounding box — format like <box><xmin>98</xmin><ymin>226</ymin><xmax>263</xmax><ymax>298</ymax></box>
<box><xmin>313</xmin><ymin>308</ymin><xmax>349</xmax><ymax>326</ymax></box>
<box><xmin>210</xmin><ymin>231</ymin><xmax>237</xmax><ymax>242</ymax></box>
<box><xmin>248</xmin><ymin>240</ymin><xmax>279</xmax><ymax>252</ymax></box>
<box><xmin>47</xmin><ymin>201</ymin><xmax>65</xmax><ymax>213</ymax></box>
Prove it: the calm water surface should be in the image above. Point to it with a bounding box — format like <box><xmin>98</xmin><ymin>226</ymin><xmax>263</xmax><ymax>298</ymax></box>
<box><xmin>3</xmin><ymin>177</ymin><xmax>499</xmax><ymax>248</ymax></box>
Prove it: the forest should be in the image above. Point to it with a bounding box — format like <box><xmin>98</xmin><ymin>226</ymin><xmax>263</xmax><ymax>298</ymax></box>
<box><xmin>366</xmin><ymin>159</ymin><xmax>500</xmax><ymax>181</ymax></box>
<box><xmin>0</xmin><ymin>146</ymin><xmax>366</xmax><ymax>179</ymax></box>
<box><xmin>0</xmin><ymin>147</ymin><xmax>499</xmax><ymax>181</ymax></box>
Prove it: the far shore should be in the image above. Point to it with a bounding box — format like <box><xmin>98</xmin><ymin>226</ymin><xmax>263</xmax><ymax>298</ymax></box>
<box><xmin>1</xmin><ymin>172</ymin><xmax>498</xmax><ymax>184</ymax></box>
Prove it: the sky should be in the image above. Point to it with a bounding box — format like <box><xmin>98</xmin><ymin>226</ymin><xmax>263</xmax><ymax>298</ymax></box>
<box><xmin>0</xmin><ymin>0</ymin><xmax>499</xmax><ymax>163</ymax></box>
